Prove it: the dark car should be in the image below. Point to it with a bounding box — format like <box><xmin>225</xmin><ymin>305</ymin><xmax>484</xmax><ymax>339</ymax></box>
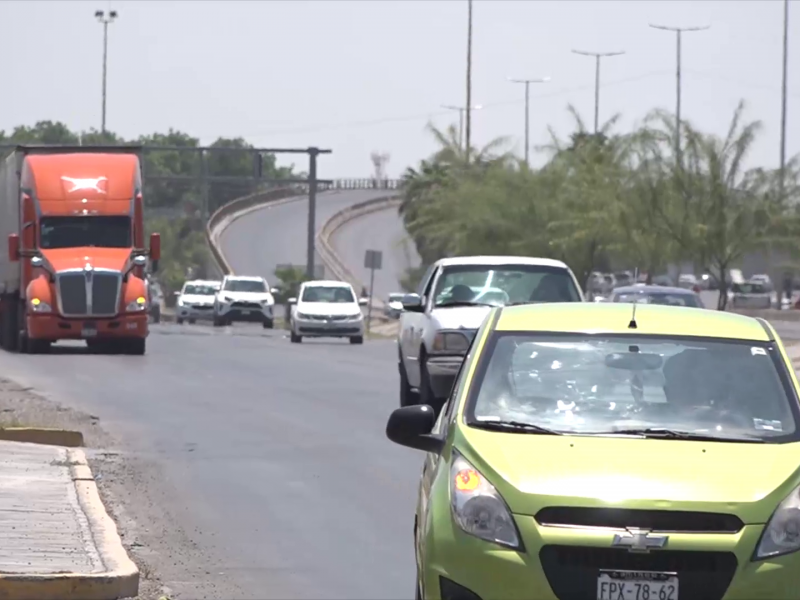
<box><xmin>610</xmin><ymin>284</ymin><xmax>705</xmax><ymax>309</ymax></box>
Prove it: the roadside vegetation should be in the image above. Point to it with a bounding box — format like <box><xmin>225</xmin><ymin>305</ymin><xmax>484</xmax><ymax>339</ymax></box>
<box><xmin>0</xmin><ymin>121</ymin><xmax>299</xmax><ymax>297</ymax></box>
<box><xmin>399</xmin><ymin>102</ymin><xmax>800</xmax><ymax>309</ymax></box>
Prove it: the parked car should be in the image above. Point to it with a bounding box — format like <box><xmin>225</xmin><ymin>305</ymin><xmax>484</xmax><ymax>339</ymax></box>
<box><xmin>730</xmin><ymin>282</ymin><xmax>772</xmax><ymax>309</ymax></box>
<box><xmin>610</xmin><ymin>284</ymin><xmax>705</xmax><ymax>308</ymax></box>
<box><xmin>384</xmin><ymin>293</ymin><xmax>405</xmax><ymax>319</ymax></box>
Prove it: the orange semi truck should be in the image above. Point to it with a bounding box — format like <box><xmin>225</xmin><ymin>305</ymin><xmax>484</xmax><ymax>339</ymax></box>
<box><xmin>0</xmin><ymin>145</ymin><xmax>160</xmax><ymax>354</ymax></box>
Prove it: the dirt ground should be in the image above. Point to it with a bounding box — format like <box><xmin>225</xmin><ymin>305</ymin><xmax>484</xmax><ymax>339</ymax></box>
<box><xmin>0</xmin><ymin>377</ymin><xmax>237</xmax><ymax>600</ymax></box>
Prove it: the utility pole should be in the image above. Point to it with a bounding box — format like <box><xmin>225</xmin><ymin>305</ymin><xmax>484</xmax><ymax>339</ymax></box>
<box><xmin>780</xmin><ymin>0</ymin><xmax>790</xmax><ymax>199</ymax></box>
<box><xmin>95</xmin><ymin>9</ymin><xmax>117</xmax><ymax>134</ymax></box>
<box><xmin>465</xmin><ymin>0</ymin><xmax>474</xmax><ymax>162</ymax></box>
<box><xmin>507</xmin><ymin>76</ymin><xmax>550</xmax><ymax>167</ymax></box>
<box><xmin>649</xmin><ymin>23</ymin><xmax>710</xmax><ymax>156</ymax></box>
<box><xmin>571</xmin><ymin>50</ymin><xmax>625</xmax><ymax>133</ymax></box>
<box><xmin>441</xmin><ymin>104</ymin><xmax>483</xmax><ymax>150</ymax></box>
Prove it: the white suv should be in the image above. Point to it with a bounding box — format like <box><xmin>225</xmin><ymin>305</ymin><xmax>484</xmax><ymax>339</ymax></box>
<box><xmin>213</xmin><ymin>275</ymin><xmax>278</xmax><ymax>328</ymax></box>
<box><xmin>288</xmin><ymin>280</ymin><xmax>368</xmax><ymax>344</ymax></box>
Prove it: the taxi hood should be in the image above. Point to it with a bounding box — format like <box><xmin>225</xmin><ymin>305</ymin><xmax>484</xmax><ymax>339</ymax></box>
<box><xmin>40</xmin><ymin>247</ymin><xmax>132</xmax><ymax>273</ymax></box>
<box><xmin>458</xmin><ymin>428</ymin><xmax>800</xmax><ymax>523</ymax></box>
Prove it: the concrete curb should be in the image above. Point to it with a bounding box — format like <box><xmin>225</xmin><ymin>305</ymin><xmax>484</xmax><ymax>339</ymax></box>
<box><xmin>0</xmin><ymin>427</ymin><xmax>83</xmax><ymax>448</ymax></box>
<box><xmin>0</xmin><ymin>449</ymin><xmax>138</xmax><ymax>600</ymax></box>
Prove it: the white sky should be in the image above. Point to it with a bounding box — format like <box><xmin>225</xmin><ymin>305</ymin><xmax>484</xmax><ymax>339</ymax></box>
<box><xmin>1</xmin><ymin>0</ymin><xmax>796</xmax><ymax>178</ymax></box>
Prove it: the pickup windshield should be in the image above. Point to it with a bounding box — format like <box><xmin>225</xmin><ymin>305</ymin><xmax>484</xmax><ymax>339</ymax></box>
<box><xmin>40</xmin><ymin>216</ymin><xmax>132</xmax><ymax>249</ymax></box>
<box><xmin>433</xmin><ymin>264</ymin><xmax>581</xmax><ymax>308</ymax></box>
<box><xmin>466</xmin><ymin>333</ymin><xmax>799</xmax><ymax>443</ymax></box>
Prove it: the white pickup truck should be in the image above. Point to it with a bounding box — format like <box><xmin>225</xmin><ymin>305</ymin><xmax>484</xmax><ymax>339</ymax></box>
<box><xmin>397</xmin><ymin>256</ymin><xmax>584</xmax><ymax>413</ymax></box>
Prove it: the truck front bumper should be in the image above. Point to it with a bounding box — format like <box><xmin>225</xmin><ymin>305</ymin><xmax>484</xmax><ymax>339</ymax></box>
<box><xmin>27</xmin><ymin>313</ymin><xmax>149</xmax><ymax>341</ymax></box>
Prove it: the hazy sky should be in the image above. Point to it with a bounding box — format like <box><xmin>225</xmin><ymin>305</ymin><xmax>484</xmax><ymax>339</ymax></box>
<box><xmin>1</xmin><ymin>0</ymin><xmax>796</xmax><ymax>178</ymax></box>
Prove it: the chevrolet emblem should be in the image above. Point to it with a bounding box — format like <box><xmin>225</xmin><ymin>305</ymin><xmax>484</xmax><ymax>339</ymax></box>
<box><xmin>611</xmin><ymin>528</ymin><xmax>668</xmax><ymax>553</ymax></box>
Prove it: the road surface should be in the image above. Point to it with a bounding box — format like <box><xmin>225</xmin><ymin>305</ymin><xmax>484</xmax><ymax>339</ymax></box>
<box><xmin>329</xmin><ymin>202</ymin><xmax>421</xmax><ymax>300</ymax></box>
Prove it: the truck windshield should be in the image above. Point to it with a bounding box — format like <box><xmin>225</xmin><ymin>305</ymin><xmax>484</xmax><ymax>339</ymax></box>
<box><xmin>40</xmin><ymin>216</ymin><xmax>132</xmax><ymax>249</ymax></box>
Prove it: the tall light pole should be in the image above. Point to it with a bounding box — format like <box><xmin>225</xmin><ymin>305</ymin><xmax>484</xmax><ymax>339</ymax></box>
<box><xmin>507</xmin><ymin>76</ymin><xmax>550</xmax><ymax>167</ymax></box>
<box><xmin>465</xmin><ymin>0</ymin><xmax>474</xmax><ymax>162</ymax></box>
<box><xmin>95</xmin><ymin>9</ymin><xmax>118</xmax><ymax>134</ymax></box>
<box><xmin>649</xmin><ymin>23</ymin><xmax>710</xmax><ymax>156</ymax></box>
<box><xmin>780</xmin><ymin>0</ymin><xmax>790</xmax><ymax>199</ymax></box>
<box><xmin>571</xmin><ymin>50</ymin><xmax>625</xmax><ymax>133</ymax></box>
<box><xmin>442</xmin><ymin>104</ymin><xmax>483</xmax><ymax>151</ymax></box>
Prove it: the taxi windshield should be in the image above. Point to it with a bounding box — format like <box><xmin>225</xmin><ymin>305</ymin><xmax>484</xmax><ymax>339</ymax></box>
<box><xmin>466</xmin><ymin>333</ymin><xmax>799</xmax><ymax>443</ymax></box>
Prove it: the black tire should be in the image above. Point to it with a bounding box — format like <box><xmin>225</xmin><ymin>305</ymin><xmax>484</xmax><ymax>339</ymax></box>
<box><xmin>349</xmin><ymin>335</ymin><xmax>364</xmax><ymax>345</ymax></box>
<box><xmin>263</xmin><ymin>319</ymin><xmax>274</xmax><ymax>329</ymax></box>
<box><xmin>188</xmin><ymin>319</ymin><xmax>196</xmax><ymax>325</ymax></box>
<box><xmin>0</xmin><ymin>299</ymin><xmax>18</xmax><ymax>352</ymax></box>
<box><xmin>290</xmin><ymin>331</ymin><xmax>302</xmax><ymax>343</ymax></box>
<box><xmin>213</xmin><ymin>316</ymin><xmax>224</xmax><ymax>327</ymax></box>
<box><xmin>419</xmin><ymin>357</ymin><xmax>443</xmax><ymax>416</ymax></box>
<box><xmin>176</xmin><ymin>318</ymin><xmax>184</xmax><ymax>325</ymax></box>
<box><xmin>27</xmin><ymin>339</ymin><xmax>51</xmax><ymax>354</ymax></box>
<box><xmin>124</xmin><ymin>338</ymin><xmax>146</xmax><ymax>355</ymax></box>
<box><xmin>399</xmin><ymin>353</ymin><xmax>419</xmax><ymax>407</ymax></box>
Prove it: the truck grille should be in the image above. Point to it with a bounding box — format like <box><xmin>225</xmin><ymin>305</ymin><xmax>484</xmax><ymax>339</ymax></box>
<box><xmin>57</xmin><ymin>271</ymin><xmax>121</xmax><ymax>317</ymax></box>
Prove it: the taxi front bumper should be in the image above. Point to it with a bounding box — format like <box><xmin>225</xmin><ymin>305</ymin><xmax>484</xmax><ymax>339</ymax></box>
<box><xmin>421</xmin><ymin>515</ymin><xmax>799</xmax><ymax>600</ymax></box>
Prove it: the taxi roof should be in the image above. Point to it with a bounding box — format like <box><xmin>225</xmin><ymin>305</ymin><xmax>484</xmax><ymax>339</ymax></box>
<box><xmin>494</xmin><ymin>302</ymin><xmax>771</xmax><ymax>342</ymax></box>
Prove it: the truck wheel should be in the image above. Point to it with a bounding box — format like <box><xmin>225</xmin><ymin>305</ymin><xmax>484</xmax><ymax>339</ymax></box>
<box><xmin>290</xmin><ymin>331</ymin><xmax>302</xmax><ymax>343</ymax></box>
<box><xmin>399</xmin><ymin>354</ymin><xmax>419</xmax><ymax>407</ymax></box>
<box><xmin>349</xmin><ymin>336</ymin><xmax>364</xmax><ymax>345</ymax></box>
<box><xmin>124</xmin><ymin>339</ymin><xmax>146</xmax><ymax>355</ymax></box>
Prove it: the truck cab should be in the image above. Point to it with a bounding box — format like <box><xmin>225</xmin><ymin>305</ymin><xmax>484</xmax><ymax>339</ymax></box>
<box><xmin>0</xmin><ymin>146</ymin><xmax>160</xmax><ymax>354</ymax></box>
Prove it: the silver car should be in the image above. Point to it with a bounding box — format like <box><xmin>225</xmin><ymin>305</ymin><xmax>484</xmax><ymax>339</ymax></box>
<box><xmin>176</xmin><ymin>280</ymin><xmax>221</xmax><ymax>324</ymax></box>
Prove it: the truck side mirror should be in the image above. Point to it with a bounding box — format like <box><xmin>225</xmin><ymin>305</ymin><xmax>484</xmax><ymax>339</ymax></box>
<box><xmin>149</xmin><ymin>233</ymin><xmax>161</xmax><ymax>261</ymax></box>
<box><xmin>7</xmin><ymin>234</ymin><xmax>19</xmax><ymax>262</ymax></box>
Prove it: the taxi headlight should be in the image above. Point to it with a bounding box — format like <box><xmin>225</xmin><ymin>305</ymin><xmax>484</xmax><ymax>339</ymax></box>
<box><xmin>433</xmin><ymin>331</ymin><xmax>472</xmax><ymax>353</ymax></box>
<box><xmin>755</xmin><ymin>483</ymin><xmax>800</xmax><ymax>559</ymax></box>
<box><xmin>29</xmin><ymin>298</ymin><xmax>52</xmax><ymax>313</ymax></box>
<box><xmin>126</xmin><ymin>296</ymin><xmax>148</xmax><ymax>312</ymax></box>
<box><xmin>450</xmin><ymin>452</ymin><xmax>522</xmax><ymax>550</ymax></box>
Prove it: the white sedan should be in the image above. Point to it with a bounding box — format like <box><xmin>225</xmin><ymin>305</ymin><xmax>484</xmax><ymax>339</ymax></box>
<box><xmin>288</xmin><ymin>280</ymin><xmax>368</xmax><ymax>344</ymax></box>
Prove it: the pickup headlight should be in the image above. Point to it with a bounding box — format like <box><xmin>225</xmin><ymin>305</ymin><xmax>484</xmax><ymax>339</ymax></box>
<box><xmin>755</xmin><ymin>483</ymin><xmax>800</xmax><ymax>559</ymax></box>
<box><xmin>29</xmin><ymin>298</ymin><xmax>52</xmax><ymax>313</ymax></box>
<box><xmin>450</xmin><ymin>452</ymin><xmax>522</xmax><ymax>550</ymax></box>
<box><xmin>433</xmin><ymin>330</ymin><xmax>474</xmax><ymax>353</ymax></box>
<box><xmin>126</xmin><ymin>296</ymin><xmax>147</xmax><ymax>312</ymax></box>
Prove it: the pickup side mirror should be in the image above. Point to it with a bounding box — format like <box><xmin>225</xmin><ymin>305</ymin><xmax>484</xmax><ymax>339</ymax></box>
<box><xmin>7</xmin><ymin>233</ymin><xmax>19</xmax><ymax>262</ymax></box>
<box><xmin>287</xmin><ymin>297</ymin><xmax>297</xmax><ymax>305</ymax></box>
<box><xmin>402</xmin><ymin>293</ymin><xmax>424</xmax><ymax>313</ymax></box>
<box><xmin>386</xmin><ymin>405</ymin><xmax>443</xmax><ymax>454</ymax></box>
<box><xmin>358</xmin><ymin>297</ymin><xmax>369</xmax><ymax>306</ymax></box>
<box><xmin>149</xmin><ymin>233</ymin><xmax>161</xmax><ymax>261</ymax></box>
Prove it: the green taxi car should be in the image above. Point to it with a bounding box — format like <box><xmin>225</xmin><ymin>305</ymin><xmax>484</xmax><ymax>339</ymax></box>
<box><xmin>386</xmin><ymin>302</ymin><xmax>800</xmax><ymax>600</ymax></box>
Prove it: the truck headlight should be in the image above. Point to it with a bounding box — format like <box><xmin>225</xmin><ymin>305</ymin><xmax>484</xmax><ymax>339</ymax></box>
<box><xmin>29</xmin><ymin>298</ymin><xmax>52</xmax><ymax>313</ymax></box>
<box><xmin>450</xmin><ymin>452</ymin><xmax>522</xmax><ymax>551</ymax></box>
<box><xmin>126</xmin><ymin>296</ymin><xmax>147</xmax><ymax>312</ymax></box>
<box><xmin>755</xmin><ymin>483</ymin><xmax>800</xmax><ymax>559</ymax></box>
<box><xmin>433</xmin><ymin>331</ymin><xmax>473</xmax><ymax>353</ymax></box>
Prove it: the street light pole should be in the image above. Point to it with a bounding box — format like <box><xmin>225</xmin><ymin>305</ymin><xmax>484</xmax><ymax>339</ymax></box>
<box><xmin>649</xmin><ymin>23</ymin><xmax>710</xmax><ymax>156</ymax></box>
<box><xmin>779</xmin><ymin>0</ymin><xmax>790</xmax><ymax>199</ymax></box>
<box><xmin>465</xmin><ymin>0</ymin><xmax>474</xmax><ymax>162</ymax></box>
<box><xmin>571</xmin><ymin>50</ymin><xmax>625</xmax><ymax>133</ymax></box>
<box><xmin>508</xmin><ymin>77</ymin><xmax>550</xmax><ymax>167</ymax></box>
<box><xmin>442</xmin><ymin>104</ymin><xmax>483</xmax><ymax>151</ymax></box>
<box><xmin>95</xmin><ymin>9</ymin><xmax>118</xmax><ymax>134</ymax></box>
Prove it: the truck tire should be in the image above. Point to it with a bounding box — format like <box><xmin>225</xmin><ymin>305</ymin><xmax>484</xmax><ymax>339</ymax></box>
<box><xmin>124</xmin><ymin>339</ymin><xmax>146</xmax><ymax>355</ymax></box>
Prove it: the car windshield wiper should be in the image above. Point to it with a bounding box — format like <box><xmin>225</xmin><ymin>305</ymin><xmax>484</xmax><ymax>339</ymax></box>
<box><xmin>594</xmin><ymin>427</ymin><xmax>765</xmax><ymax>443</ymax></box>
<box><xmin>435</xmin><ymin>301</ymin><xmax>496</xmax><ymax>308</ymax></box>
<box><xmin>469</xmin><ymin>419</ymin><xmax>563</xmax><ymax>435</ymax></box>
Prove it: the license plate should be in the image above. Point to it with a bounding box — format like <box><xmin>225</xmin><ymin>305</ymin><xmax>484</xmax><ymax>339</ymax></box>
<box><xmin>241</xmin><ymin>310</ymin><xmax>250</xmax><ymax>316</ymax></box>
<box><xmin>597</xmin><ymin>570</ymin><xmax>678</xmax><ymax>600</ymax></box>
<box><xmin>81</xmin><ymin>326</ymin><xmax>98</xmax><ymax>338</ymax></box>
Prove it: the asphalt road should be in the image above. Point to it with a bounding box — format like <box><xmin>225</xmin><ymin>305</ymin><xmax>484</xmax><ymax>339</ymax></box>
<box><xmin>0</xmin><ymin>326</ymin><xmax>419</xmax><ymax>600</ymax></box>
<box><xmin>329</xmin><ymin>202</ymin><xmax>421</xmax><ymax>301</ymax></box>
